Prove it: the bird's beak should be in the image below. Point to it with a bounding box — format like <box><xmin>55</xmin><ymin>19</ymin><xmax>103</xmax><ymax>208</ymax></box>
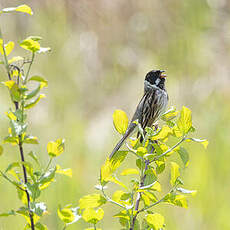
<box><xmin>160</xmin><ymin>71</ymin><xmax>167</xmax><ymax>78</ymax></box>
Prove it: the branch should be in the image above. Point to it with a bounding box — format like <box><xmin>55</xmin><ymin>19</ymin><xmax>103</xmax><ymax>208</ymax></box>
<box><xmin>0</xmin><ymin>170</ymin><xmax>25</xmax><ymax>191</ymax></box>
<box><xmin>151</xmin><ymin>136</ymin><xmax>186</xmax><ymax>162</ymax></box>
<box><xmin>1</xmin><ymin>37</ymin><xmax>35</xmax><ymax>230</ymax></box>
<box><xmin>101</xmin><ymin>186</ymin><xmax>126</xmax><ymax>209</ymax></box>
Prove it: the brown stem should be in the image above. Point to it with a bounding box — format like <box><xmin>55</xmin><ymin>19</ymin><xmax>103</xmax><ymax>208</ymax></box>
<box><xmin>130</xmin><ymin>159</ymin><xmax>149</xmax><ymax>230</ymax></box>
<box><xmin>18</xmin><ymin>139</ymin><xmax>35</xmax><ymax>229</ymax></box>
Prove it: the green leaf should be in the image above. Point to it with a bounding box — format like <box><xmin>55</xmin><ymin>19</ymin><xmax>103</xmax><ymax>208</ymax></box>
<box><xmin>47</xmin><ymin>139</ymin><xmax>65</xmax><ymax>157</ymax></box>
<box><xmin>26</xmin><ymin>183</ymin><xmax>41</xmax><ymax>201</ymax></box>
<box><xmin>30</xmin><ymin>202</ymin><xmax>46</xmax><ymax>217</ymax></box>
<box><xmin>26</xmin><ymin>85</ymin><xmax>41</xmax><ymax>100</ymax></box>
<box><xmin>82</xmin><ymin>208</ymin><xmax>104</xmax><ymax>224</ymax></box>
<box><xmin>3</xmin><ymin>41</ymin><xmax>14</xmax><ymax>56</ymax></box>
<box><xmin>164</xmin><ymin>193</ymin><xmax>188</xmax><ymax>208</ymax></box>
<box><xmin>2</xmin><ymin>5</ymin><xmax>33</xmax><ymax>15</ymax></box>
<box><xmin>144</xmin><ymin>168</ymin><xmax>157</xmax><ymax>187</ymax></box>
<box><xmin>28</xmin><ymin>151</ymin><xmax>39</xmax><ymax>165</ymax></box>
<box><xmin>177</xmin><ymin>106</ymin><xmax>192</xmax><ymax>135</ymax></box>
<box><xmin>162</xmin><ymin>106</ymin><xmax>179</xmax><ymax>121</ymax></box>
<box><xmin>29</xmin><ymin>76</ymin><xmax>48</xmax><ymax>88</ymax></box>
<box><xmin>57</xmin><ymin>205</ymin><xmax>75</xmax><ymax>224</ymax></box>
<box><xmin>0</xmin><ymin>145</ymin><xmax>3</xmax><ymax>156</ymax></box>
<box><xmin>27</xmin><ymin>36</ymin><xmax>42</xmax><ymax>41</ymax></box>
<box><xmin>4</xmin><ymin>136</ymin><xmax>19</xmax><ymax>145</ymax></box>
<box><xmin>24</xmin><ymin>94</ymin><xmax>46</xmax><ymax>109</ymax></box>
<box><xmin>156</xmin><ymin>160</ymin><xmax>165</xmax><ymax>174</ymax></box>
<box><xmin>24</xmin><ymin>136</ymin><xmax>39</xmax><ymax>144</ymax></box>
<box><xmin>113</xmin><ymin>109</ymin><xmax>129</xmax><ymax>134</ymax></box>
<box><xmin>146</xmin><ymin>213</ymin><xmax>165</xmax><ymax>230</ymax></box>
<box><xmin>39</xmin><ymin>167</ymin><xmax>56</xmax><ymax>190</ymax></box>
<box><xmin>0</xmin><ymin>210</ymin><xmax>16</xmax><ymax>217</ymax></box>
<box><xmin>5</xmin><ymin>111</ymin><xmax>17</xmax><ymax>121</ymax></box>
<box><xmin>79</xmin><ymin>194</ymin><xmax>106</xmax><ymax>210</ymax></box>
<box><xmin>56</xmin><ymin>164</ymin><xmax>72</xmax><ymax>177</ymax></box>
<box><xmin>120</xmin><ymin>168</ymin><xmax>139</xmax><ymax>176</ymax></box>
<box><xmin>20</xmin><ymin>38</ymin><xmax>40</xmax><ymax>52</ymax></box>
<box><xmin>177</xmin><ymin>147</ymin><xmax>189</xmax><ymax>167</ymax></box>
<box><xmin>2</xmin><ymin>80</ymin><xmax>21</xmax><ymax>102</ymax></box>
<box><xmin>188</xmin><ymin>138</ymin><xmax>209</xmax><ymax>149</ymax></box>
<box><xmin>10</xmin><ymin>120</ymin><xmax>27</xmax><ymax>136</ymax></box>
<box><xmin>35</xmin><ymin>223</ymin><xmax>48</xmax><ymax>230</ymax></box>
<box><xmin>177</xmin><ymin>187</ymin><xmax>197</xmax><ymax>196</ymax></box>
<box><xmin>170</xmin><ymin>162</ymin><xmax>180</xmax><ymax>186</ymax></box>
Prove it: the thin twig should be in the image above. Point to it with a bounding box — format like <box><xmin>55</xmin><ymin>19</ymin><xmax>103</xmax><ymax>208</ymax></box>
<box><xmin>151</xmin><ymin>137</ymin><xmax>186</xmax><ymax>162</ymax></box>
<box><xmin>24</xmin><ymin>52</ymin><xmax>35</xmax><ymax>83</ymax></box>
<box><xmin>126</xmin><ymin>143</ymin><xmax>145</xmax><ymax>161</ymax></box>
<box><xmin>0</xmin><ymin>170</ymin><xmax>25</xmax><ymax>191</ymax></box>
<box><xmin>101</xmin><ymin>186</ymin><xmax>126</xmax><ymax>209</ymax></box>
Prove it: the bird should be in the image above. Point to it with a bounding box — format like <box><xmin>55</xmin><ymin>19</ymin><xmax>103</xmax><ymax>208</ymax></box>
<box><xmin>109</xmin><ymin>70</ymin><xmax>168</xmax><ymax>159</ymax></box>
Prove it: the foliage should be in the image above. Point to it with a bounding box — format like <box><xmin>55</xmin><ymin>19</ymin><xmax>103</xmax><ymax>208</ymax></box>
<box><xmin>60</xmin><ymin>105</ymin><xmax>207</xmax><ymax>229</ymax></box>
<box><xmin>0</xmin><ymin>4</ymin><xmax>72</xmax><ymax>230</ymax></box>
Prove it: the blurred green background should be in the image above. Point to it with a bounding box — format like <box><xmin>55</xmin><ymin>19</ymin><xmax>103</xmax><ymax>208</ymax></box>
<box><xmin>0</xmin><ymin>0</ymin><xmax>229</xmax><ymax>229</ymax></box>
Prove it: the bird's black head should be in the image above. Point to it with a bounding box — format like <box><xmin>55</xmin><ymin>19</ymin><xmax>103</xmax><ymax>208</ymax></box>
<box><xmin>145</xmin><ymin>70</ymin><xmax>167</xmax><ymax>90</ymax></box>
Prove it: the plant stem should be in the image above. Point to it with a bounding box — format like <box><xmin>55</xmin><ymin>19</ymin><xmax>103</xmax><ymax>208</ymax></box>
<box><xmin>24</xmin><ymin>52</ymin><xmax>35</xmax><ymax>83</ymax></box>
<box><xmin>0</xmin><ymin>170</ymin><xmax>25</xmax><ymax>191</ymax></box>
<box><xmin>18</xmin><ymin>139</ymin><xmax>35</xmax><ymax>229</ymax></box>
<box><xmin>130</xmin><ymin>159</ymin><xmax>149</xmax><ymax>230</ymax></box>
<box><xmin>101</xmin><ymin>186</ymin><xmax>126</xmax><ymax>209</ymax></box>
<box><xmin>1</xmin><ymin>36</ymin><xmax>35</xmax><ymax>230</ymax></box>
<box><xmin>151</xmin><ymin>136</ymin><xmax>186</xmax><ymax>162</ymax></box>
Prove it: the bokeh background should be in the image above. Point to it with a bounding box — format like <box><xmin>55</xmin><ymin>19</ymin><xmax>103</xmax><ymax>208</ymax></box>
<box><xmin>0</xmin><ymin>0</ymin><xmax>229</xmax><ymax>229</ymax></box>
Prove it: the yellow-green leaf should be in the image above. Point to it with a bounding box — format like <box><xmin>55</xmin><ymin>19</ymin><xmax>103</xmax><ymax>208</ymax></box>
<box><xmin>20</xmin><ymin>38</ymin><xmax>40</xmax><ymax>52</ymax></box>
<box><xmin>82</xmin><ymin>208</ymin><xmax>104</xmax><ymax>224</ymax></box>
<box><xmin>5</xmin><ymin>111</ymin><xmax>17</xmax><ymax>121</ymax></box>
<box><xmin>100</xmin><ymin>151</ymin><xmax>128</xmax><ymax>184</ymax></box>
<box><xmin>146</xmin><ymin>213</ymin><xmax>165</xmax><ymax>230</ymax></box>
<box><xmin>1</xmin><ymin>4</ymin><xmax>33</xmax><ymax>15</ymax></box>
<box><xmin>4</xmin><ymin>41</ymin><xmax>14</xmax><ymax>56</ymax></box>
<box><xmin>47</xmin><ymin>139</ymin><xmax>65</xmax><ymax>157</ymax></box>
<box><xmin>24</xmin><ymin>136</ymin><xmax>39</xmax><ymax>144</ymax></box>
<box><xmin>56</xmin><ymin>164</ymin><xmax>72</xmax><ymax>177</ymax></box>
<box><xmin>136</xmin><ymin>147</ymin><xmax>147</xmax><ymax>157</ymax></box>
<box><xmin>177</xmin><ymin>147</ymin><xmax>189</xmax><ymax>167</ymax></box>
<box><xmin>164</xmin><ymin>193</ymin><xmax>188</xmax><ymax>208</ymax></box>
<box><xmin>113</xmin><ymin>109</ymin><xmax>129</xmax><ymax>134</ymax></box>
<box><xmin>24</xmin><ymin>94</ymin><xmax>46</xmax><ymax>109</ymax></box>
<box><xmin>188</xmin><ymin>138</ymin><xmax>209</xmax><ymax>149</ymax></box>
<box><xmin>8</xmin><ymin>56</ymin><xmax>24</xmax><ymax>64</ymax></box>
<box><xmin>2</xmin><ymin>80</ymin><xmax>21</xmax><ymax>102</ymax></box>
<box><xmin>0</xmin><ymin>145</ymin><xmax>3</xmax><ymax>156</ymax></box>
<box><xmin>177</xmin><ymin>106</ymin><xmax>192</xmax><ymax>135</ymax></box>
<box><xmin>15</xmin><ymin>4</ymin><xmax>33</xmax><ymax>15</ymax></box>
<box><xmin>120</xmin><ymin>168</ymin><xmax>139</xmax><ymax>176</ymax></box>
<box><xmin>170</xmin><ymin>162</ymin><xmax>180</xmax><ymax>186</ymax></box>
<box><xmin>152</xmin><ymin>125</ymin><xmax>173</xmax><ymax>141</ymax></box>
<box><xmin>29</xmin><ymin>75</ymin><xmax>48</xmax><ymax>88</ymax></box>
<box><xmin>57</xmin><ymin>206</ymin><xmax>75</xmax><ymax>224</ymax></box>
<box><xmin>79</xmin><ymin>194</ymin><xmax>106</xmax><ymax>210</ymax></box>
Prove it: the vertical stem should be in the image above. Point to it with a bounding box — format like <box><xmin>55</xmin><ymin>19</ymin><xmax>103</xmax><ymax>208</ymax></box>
<box><xmin>130</xmin><ymin>160</ymin><xmax>149</xmax><ymax>230</ymax></box>
<box><xmin>24</xmin><ymin>52</ymin><xmax>35</xmax><ymax>83</ymax></box>
<box><xmin>1</xmin><ymin>33</ymin><xmax>35</xmax><ymax>230</ymax></box>
<box><xmin>19</xmin><ymin>139</ymin><xmax>35</xmax><ymax>229</ymax></box>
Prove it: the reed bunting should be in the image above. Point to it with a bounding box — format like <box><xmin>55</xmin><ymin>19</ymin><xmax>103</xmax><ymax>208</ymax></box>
<box><xmin>109</xmin><ymin>70</ymin><xmax>168</xmax><ymax>159</ymax></box>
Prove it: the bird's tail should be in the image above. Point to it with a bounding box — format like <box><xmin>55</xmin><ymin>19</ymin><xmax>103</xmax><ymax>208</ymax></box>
<box><xmin>109</xmin><ymin>123</ymin><xmax>136</xmax><ymax>159</ymax></box>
